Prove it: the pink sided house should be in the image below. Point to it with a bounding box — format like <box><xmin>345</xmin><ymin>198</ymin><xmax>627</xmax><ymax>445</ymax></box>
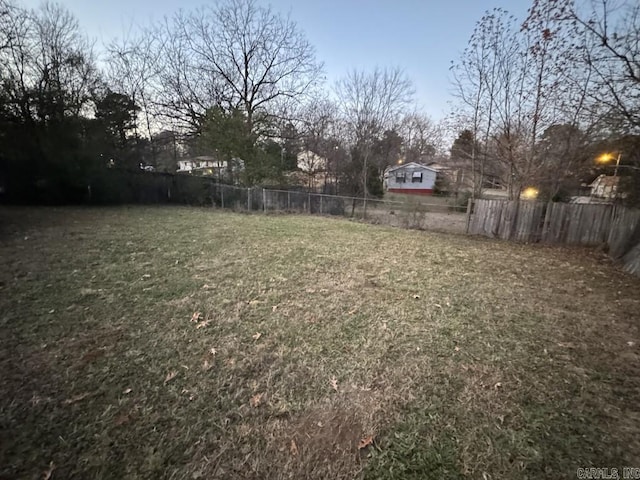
<box><xmin>385</xmin><ymin>162</ymin><xmax>437</xmax><ymax>196</ymax></box>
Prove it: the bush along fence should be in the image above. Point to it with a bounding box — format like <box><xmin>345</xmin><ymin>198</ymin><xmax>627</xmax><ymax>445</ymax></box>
<box><xmin>467</xmin><ymin>198</ymin><xmax>640</xmax><ymax>275</ymax></box>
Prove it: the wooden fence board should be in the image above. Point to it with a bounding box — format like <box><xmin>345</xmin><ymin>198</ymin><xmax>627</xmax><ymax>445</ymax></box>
<box><xmin>608</xmin><ymin>207</ymin><xmax>640</xmax><ymax>258</ymax></box>
<box><xmin>469</xmin><ymin>199</ymin><xmax>639</xmax><ymax>257</ymax></box>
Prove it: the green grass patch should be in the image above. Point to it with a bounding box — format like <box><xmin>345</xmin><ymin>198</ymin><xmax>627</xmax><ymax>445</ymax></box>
<box><xmin>1</xmin><ymin>206</ymin><xmax>639</xmax><ymax>479</ymax></box>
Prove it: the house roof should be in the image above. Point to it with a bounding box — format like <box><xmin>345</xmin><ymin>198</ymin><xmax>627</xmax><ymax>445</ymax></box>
<box><xmin>590</xmin><ymin>174</ymin><xmax>620</xmax><ymax>188</ymax></box>
<box><xmin>424</xmin><ymin>162</ymin><xmax>452</xmax><ymax>171</ymax></box>
<box><xmin>387</xmin><ymin>162</ymin><xmax>437</xmax><ymax>173</ymax></box>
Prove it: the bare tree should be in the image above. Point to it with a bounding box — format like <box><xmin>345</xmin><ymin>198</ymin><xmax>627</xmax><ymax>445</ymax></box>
<box><xmin>179</xmin><ymin>0</ymin><xmax>323</xmax><ymax>135</ymax></box>
<box><xmin>105</xmin><ymin>0</ymin><xmax>322</xmax><ymax>141</ymax></box>
<box><xmin>298</xmin><ymin>97</ymin><xmax>338</xmax><ymax>152</ymax></box>
<box><xmin>0</xmin><ymin>1</ymin><xmax>97</xmax><ymax>125</ymax></box>
<box><xmin>452</xmin><ymin>3</ymin><xmax>596</xmax><ymax>199</ymax></box>
<box><xmin>335</xmin><ymin>67</ymin><xmax>413</xmax><ymax>214</ymax></box>
<box><xmin>105</xmin><ymin>27</ymin><xmax>167</xmax><ymax>161</ymax></box>
<box><xmin>451</xmin><ymin>9</ymin><xmax>517</xmax><ymax>197</ymax></box>
<box><xmin>295</xmin><ymin>97</ymin><xmax>336</xmax><ymax>187</ymax></box>
<box><xmin>0</xmin><ymin>0</ymin><xmax>15</xmax><ymax>52</ymax></box>
<box><xmin>400</xmin><ymin>112</ymin><xmax>444</xmax><ymax>162</ymax></box>
<box><xmin>154</xmin><ymin>14</ymin><xmax>228</xmax><ymax>130</ymax></box>
<box><xmin>553</xmin><ymin>0</ymin><xmax>640</xmax><ymax>132</ymax></box>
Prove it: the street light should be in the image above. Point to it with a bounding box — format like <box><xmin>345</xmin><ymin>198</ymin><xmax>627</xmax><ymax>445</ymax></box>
<box><xmin>521</xmin><ymin>186</ymin><xmax>539</xmax><ymax>200</ymax></box>
<box><xmin>596</xmin><ymin>152</ymin><xmax>621</xmax><ymax>176</ymax></box>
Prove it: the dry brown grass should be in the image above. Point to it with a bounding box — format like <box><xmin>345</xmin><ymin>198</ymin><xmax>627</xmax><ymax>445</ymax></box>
<box><xmin>0</xmin><ymin>206</ymin><xmax>639</xmax><ymax>480</ymax></box>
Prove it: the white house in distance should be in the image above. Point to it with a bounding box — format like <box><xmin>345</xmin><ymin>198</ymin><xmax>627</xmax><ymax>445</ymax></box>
<box><xmin>385</xmin><ymin>162</ymin><xmax>437</xmax><ymax>196</ymax></box>
<box><xmin>177</xmin><ymin>156</ymin><xmax>224</xmax><ymax>174</ymax></box>
<box><xmin>177</xmin><ymin>155</ymin><xmax>244</xmax><ymax>181</ymax></box>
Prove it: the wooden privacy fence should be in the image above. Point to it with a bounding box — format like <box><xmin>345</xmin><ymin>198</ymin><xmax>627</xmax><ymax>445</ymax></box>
<box><xmin>468</xmin><ymin>199</ymin><xmax>640</xmax><ymax>257</ymax></box>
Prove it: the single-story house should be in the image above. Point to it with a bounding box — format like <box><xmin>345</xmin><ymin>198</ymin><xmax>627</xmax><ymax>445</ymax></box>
<box><xmin>385</xmin><ymin>162</ymin><xmax>437</xmax><ymax>196</ymax></box>
<box><xmin>177</xmin><ymin>156</ymin><xmax>244</xmax><ymax>180</ymax></box>
<box><xmin>177</xmin><ymin>156</ymin><xmax>224</xmax><ymax>174</ymax></box>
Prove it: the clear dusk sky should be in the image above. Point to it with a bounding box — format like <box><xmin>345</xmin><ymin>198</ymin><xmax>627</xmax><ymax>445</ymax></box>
<box><xmin>21</xmin><ymin>0</ymin><xmax>533</xmax><ymax>120</ymax></box>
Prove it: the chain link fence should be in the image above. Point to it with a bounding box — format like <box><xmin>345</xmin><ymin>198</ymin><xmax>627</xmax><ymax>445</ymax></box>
<box><xmin>208</xmin><ymin>184</ymin><xmax>469</xmax><ymax>234</ymax></box>
<box><xmin>77</xmin><ymin>171</ymin><xmax>469</xmax><ymax>235</ymax></box>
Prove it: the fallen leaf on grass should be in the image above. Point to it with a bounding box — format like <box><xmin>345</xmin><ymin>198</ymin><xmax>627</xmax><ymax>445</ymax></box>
<box><xmin>494</xmin><ymin>382</ymin><xmax>502</xmax><ymax>389</ymax></box>
<box><xmin>454</xmin><ymin>346</ymin><xmax>460</xmax><ymax>352</ymax></box>
<box><xmin>358</xmin><ymin>436</ymin><xmax>374</xmax><ymax>449</ymax></box>
<box><xmin>43</xmin><ymin>461</ymin><xmax>55</xmax><ymax>480</ymax></box>
<box><xmin>250</xmin><ymin>392</ymin><xmax>264</xmax><ymax>408</ymax></box>
<box><xmin>123</xmin><ymin>388</ymin><xmax>132</xmax><ymax>394</ymax></box>
<box><xmin>290</xmin><ymin>439</ymin><xmax>299</xmax><ymax>456</ymax></box>
<box><xmin>63</xmin><ymin>392</ymin><xmax>90</xmax><ymax>405</ymax></box>
<box><xmin>252</xmin><ymin>332</ymin><xmax>262</xmax><ymax>341</ymax></box>
<box><xmin>209</xmin><ymin>347</ymin><xmax>217</xmax><ymax>356</ymax></box>
<box><xmin>330</xmin><ymin>376</ymin><xmax>338</xmax><ymax>392</ymax></box>
<box><xmin>195</xmin><ymin>320</ymin><xmax>211</xmax><ymax>329</ymax></box>
<box><xmin>248</xmin><ymin>299</ymin><xmax>261</xmax><ymax>306</ymax></box>
<box><xmin>202</xmin><ymin>359</ymin><xmax>213</xmax><ymax>371</ymax></box>
<box><xmin>114</xmin><ymin>414</ymin><xmax>131</xmax><ymax>426</ymax></box>
<box><xmin>412</xmin><ymin>294</ymin><xmax>420</xmax><ymax>299</ymax></box>
<box><xmin>164</xmin><ymin>371</ymin><xmax>177</xmax><ymax>384</ymax></box>
<box><xmin>272</xmin><ymin>305</ymin><xmax>278</xmax><ymax>312</ymax></box>
<box><xmin>190</xmin><ymin>311</ymin><xmax>203</xmax><ymax>322</ymax></box>
<box><xmin>348</xmin><ymin>308</ymin><xmax>358</xmax><ymax>315</ymax></box>
<box><xmin>142</xmin><ymin>274</ymin><xmax>151</xmax><ymax>279</ymax></box>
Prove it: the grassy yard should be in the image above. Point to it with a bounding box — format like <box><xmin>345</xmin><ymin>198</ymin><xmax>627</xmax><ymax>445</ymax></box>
<box><xmin>1</xmin><ymin>206</ymin><xmax>639</xmax><ymax>479</ymax></box>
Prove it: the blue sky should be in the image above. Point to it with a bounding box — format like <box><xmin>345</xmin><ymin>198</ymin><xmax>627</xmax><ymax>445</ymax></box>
<box><xmin>21</xmin><ymin>0</ymin><xmax>533</xmax><ymax>120</ymax></box>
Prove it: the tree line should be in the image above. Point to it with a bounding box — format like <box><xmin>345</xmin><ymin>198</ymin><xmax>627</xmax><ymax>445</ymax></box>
<box><xmin>450</xmin><ymin>0</ymin><xmax>640</xmax><ymax>204</ymax></box>
<box><xmin>0</xmin><ymin>0</ymin><xmax>443</xmax><ymax>203</ymax></box>
<box><xmin>1</xmin><ymin>0</ymin><xmax>638</xmax><ymax>205</ymax></box>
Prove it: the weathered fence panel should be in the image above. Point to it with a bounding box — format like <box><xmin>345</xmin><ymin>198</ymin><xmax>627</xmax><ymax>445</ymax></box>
<box><xmin>469</xmin><ymin>199</ymin><xmax>640</xmax><ymax>264</ymax></box>
<box><xmin>622</xmin><ymin>243</ymin><xmax>640</xmax><ymax>275</ymax></box>
<box><xmin>608</xmin><ymin>207</ymin><xmax>640</xmax><ymax>258</ymax></box>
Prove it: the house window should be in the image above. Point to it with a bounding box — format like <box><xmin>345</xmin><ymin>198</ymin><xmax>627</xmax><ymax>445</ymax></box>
<box><xmin>396</xmin><ymin>172</ymin><xmax>406</xmax><ymax>183</ymax></box>
<box><xmin>412</xmin><ymin>172</ymin><xmax>423</xmax><ymax>183</ymax></box>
